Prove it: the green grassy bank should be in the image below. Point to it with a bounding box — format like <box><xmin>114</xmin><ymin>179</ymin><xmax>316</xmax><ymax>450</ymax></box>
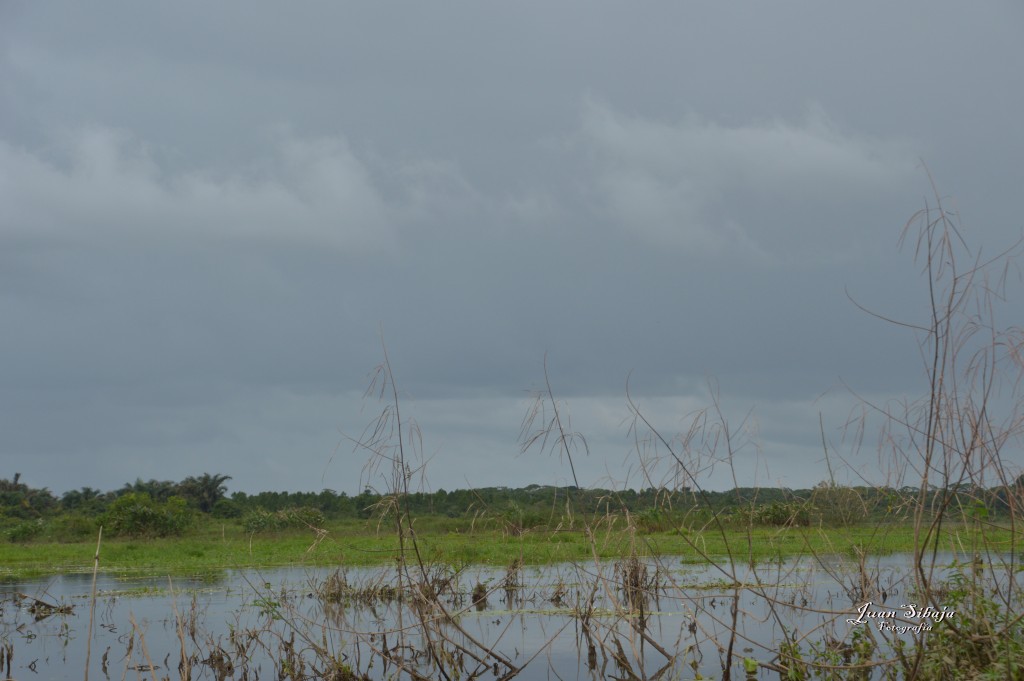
<box><xmin>1</xmin><ymin>516</ymin><xmax>1015</xmax><ymax>582</ymax></box>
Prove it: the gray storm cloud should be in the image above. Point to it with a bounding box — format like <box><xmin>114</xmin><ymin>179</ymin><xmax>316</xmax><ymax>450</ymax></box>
<box><xmin>2</xmin><ymin>1</ymin><xmax>1022</xmax><ymax>495</ymax></box>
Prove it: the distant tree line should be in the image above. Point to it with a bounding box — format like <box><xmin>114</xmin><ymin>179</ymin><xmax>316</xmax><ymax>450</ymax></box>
<box><xmin>3</xmin><ymin>471</ymin><xmax>1023</xmax><ymax>541</ymax></box>
<box><xmin>2</xmin><ymin>473</ymin><xmax>233</xmax><ymax>518</ymax></box>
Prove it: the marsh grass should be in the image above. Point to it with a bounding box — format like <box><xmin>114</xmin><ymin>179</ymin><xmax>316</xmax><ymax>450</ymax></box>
<box><xmin>0</xmin><ymin>523</ymin><xmax>962</xmax><ymax>588</ymax></box>
<box><xmin>1</xmin><ymin>512</ymin><xmax>1012</xmax><ymax>584</ymax></box>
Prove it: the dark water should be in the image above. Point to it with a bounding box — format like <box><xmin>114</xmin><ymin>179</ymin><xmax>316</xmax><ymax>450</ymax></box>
<box><xmin>0</xmin><ymin>552</ymin><xmax>1005</xmax><ymax>680</ymax></box>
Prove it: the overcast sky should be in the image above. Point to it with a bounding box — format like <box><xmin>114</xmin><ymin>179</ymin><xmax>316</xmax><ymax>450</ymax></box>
<box><xmin>2</xmin><ymin>2</ymin><xmax>1023</xmax><ymax>497</ymax></box>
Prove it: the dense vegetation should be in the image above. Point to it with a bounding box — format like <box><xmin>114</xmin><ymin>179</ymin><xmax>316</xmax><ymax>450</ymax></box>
<box><xmin>3</xmin><ymin>470</ymin><xmax>1022</xmax><ymax>543</ymax></box>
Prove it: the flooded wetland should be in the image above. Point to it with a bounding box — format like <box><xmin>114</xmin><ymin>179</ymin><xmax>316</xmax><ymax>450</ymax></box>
<box><xmin>1</xmin><ymin>551</ymin><xmax>1013</xmax><ymax>680</ymax></box>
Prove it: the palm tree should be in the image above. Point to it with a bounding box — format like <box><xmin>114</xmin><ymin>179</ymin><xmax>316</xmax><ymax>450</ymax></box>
<box><xmin>0</xmin><ymin>473</ymin><xmax>26</xmax><ymax>492</ymax></box>
<box><xmin>177</xmin><ymin>473</ymin><xmax>232</xmax><ymax>513</ymax></box>
<box><xmin>62</xmin><ymin>486</ymin><xmax>101</xmax><ymax>511</ymax></box>
<box><xmin>120</xmin><ymin>478</ymin><xmax>178</xmax><ymax>502</ymax></box>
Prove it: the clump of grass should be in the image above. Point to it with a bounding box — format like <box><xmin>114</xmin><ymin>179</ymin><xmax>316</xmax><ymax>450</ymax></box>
<box><xmin>471</xmin><ymin>581</ymin><xmax>488</xmax><ymax>609</ymax></box>
<box><xmin>548</xmin><ymin>577</ymin><xmax>568</xmax><ymax>607</ymax></box>
<box><xmin>318</xmin><ymin>569</ymin><xmax>398</xmax><ymax>606</ymax></box>
<box><xmin>614</xmin><ymin>553</ymin><xmax>656</xmax><ymax>613</ymax></box>
<box><xmin>503</xmin><ymin>557</ymin><xmax>523</xmax><ymax>606</ymax></box>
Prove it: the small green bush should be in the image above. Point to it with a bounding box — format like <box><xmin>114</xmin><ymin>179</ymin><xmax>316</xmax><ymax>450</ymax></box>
<box><xmin>212</xmin><ymin>498</ymin><xmax>242</xmax><ymax>519</ymax></box>
<box><xmin>731</xmin><ymin>501</ymin><xmax>810</xmax><ymax>528</ymax></box>
<box><xmin>285</xmin><ymin>506</ymin><xmax>326</xmax><ymax>528</ymax></box>
<box><xmin>241</xmin><ymin>508</ymin><xmax>274</xmax><ymax>533</ymax></box>
<box><xmin>497</xmin><ymin>502</ymin><xmax>548</xmax><ymax>536</ymax></box>
<box><xmin>810</xmin><ymin>484</ymin><xmax>869</xmax><ymax>526</ymax></box>
<box><xmin>634</xmin><ymin>507</ymin><xmax>683</xmax><ymax>533</ymax></box>
<box><xmin>101</xmin><ymin>493</ymin><xmax>193</xmax><ymax>537</ymax></box>
<box><xmin>48</xmin><ymin>514</ymin><xmax>97</xmax><ymax>542</ymax></box>
<box><xmin>242</xmin><ymin>506</ymin><xmax>326</xmax><ymax>533</ymax></box>
<box><xmin>7</xmin><ymin>518</ymin><xmax>45</xmax><ymax>543</ymax></box>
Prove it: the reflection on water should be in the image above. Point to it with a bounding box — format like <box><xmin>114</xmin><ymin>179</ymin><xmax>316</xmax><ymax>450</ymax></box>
<box><xmin>0</xmin><ymin>552</ymin><xmax>1009</xmax><ymax>680</ymax></box>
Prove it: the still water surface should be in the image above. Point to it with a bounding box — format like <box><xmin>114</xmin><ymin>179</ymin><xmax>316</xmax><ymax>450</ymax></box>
<box><xmin>0</xmin><ymin>553</ymin><xmax>978</xmax><ymax>680</ymax></box>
